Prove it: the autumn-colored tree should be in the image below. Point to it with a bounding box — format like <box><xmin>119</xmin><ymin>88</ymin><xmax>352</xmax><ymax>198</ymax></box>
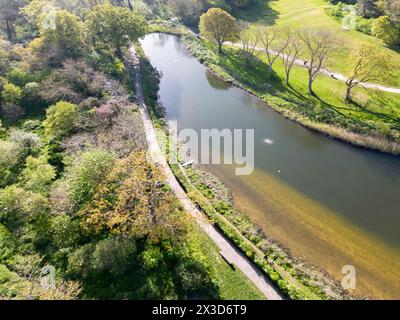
<box><xmin>199</xmin><ymin>8</ymin><xmax>240</xmax><ymax>54</ymax></box>
<box><xmin>81</xmin><ymin>151</ymin><xmax>188</xmax><ymax>243</ymax></box>
<box><xmin>345</xmin><ymin>44</ymin><xmax>395</xmax><ymax>101</ymax></box>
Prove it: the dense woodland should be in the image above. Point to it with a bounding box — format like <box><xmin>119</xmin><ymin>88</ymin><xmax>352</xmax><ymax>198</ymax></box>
<box><xmin>0</xmin><ymin>0</ymin><xmax>226</xmax><ymax>300</ymax></box>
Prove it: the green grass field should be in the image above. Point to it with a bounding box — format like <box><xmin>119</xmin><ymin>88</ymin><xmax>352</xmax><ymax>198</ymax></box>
<box><xmin>236</xmin><ymin>0</ymin><xmax>400</xmax><ymax>86</ymax></box>
<box><xmin>188</xmin><ymin>226</ymin><xmax>266</xmax><ymax>300</ymax></box>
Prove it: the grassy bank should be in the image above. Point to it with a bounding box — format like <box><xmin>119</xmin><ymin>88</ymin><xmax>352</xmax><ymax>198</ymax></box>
<box><xmin>183</xmin><ymin>33</ymin><xmax>400</xmax><ymax>155</ymax></box>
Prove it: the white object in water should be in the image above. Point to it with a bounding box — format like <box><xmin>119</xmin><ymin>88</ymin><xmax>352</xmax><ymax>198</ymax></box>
<box><xmin>263</xmin><ymin>138</ymin><xmax>274</xmax><ymax>145</ymax></box>
<box><xmin>173</xmin><ymin>59</ymin><xmax>180</xmax><ymax>63</ymax></box>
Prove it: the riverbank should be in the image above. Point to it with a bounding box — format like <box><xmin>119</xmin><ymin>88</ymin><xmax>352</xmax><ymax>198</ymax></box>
<box><xmin>135</xmin><ymin>35</ymin><xmax>364</xmax><ymax>300</ymax></box>
<box><xmin>182</xmin><ymin>34</ymin><xmax>400</xmax><ymax>156</ymax></box>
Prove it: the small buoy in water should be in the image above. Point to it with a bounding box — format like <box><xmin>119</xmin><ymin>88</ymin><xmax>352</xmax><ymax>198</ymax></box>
<box><xmin>263</xmin><ymin>138</ymin><xmax>274</xmax><ymax>145</ymax></box>
<box><xmin>277</xmin><ymin>170</ymin><xmax>281</xmax><ymax>173</ymax></box>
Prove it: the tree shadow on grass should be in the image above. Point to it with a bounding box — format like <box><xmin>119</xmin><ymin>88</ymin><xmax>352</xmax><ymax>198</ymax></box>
<box><xmin>233</xmin><ymin>0</ymin><xmax>279</xmax><ymax>26</ymax></box>
<box><xmin>220</xmin><ymin>49</ymin><xmax>285</xmax><ymax>95</ymax></box>
<box><xmin>351</xmin><ymin>99</ymin><xmax>400</xmax><ymax>124</ymax></box>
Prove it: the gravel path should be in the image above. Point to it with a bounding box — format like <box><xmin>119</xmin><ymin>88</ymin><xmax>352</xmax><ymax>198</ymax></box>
<box><xmin>130</xmin><ymin>46</ymin><xmax>284</xmax><ymax>300</ymax></box>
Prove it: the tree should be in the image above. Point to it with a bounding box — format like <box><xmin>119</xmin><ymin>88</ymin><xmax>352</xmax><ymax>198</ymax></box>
<box><xmin>357</xmin><ymin>0</ymin><xmax>380</xmax><ymax>18</ymax></box>
<box><xmin>43</xmin><ymin>101</ymin><xmax>78</xmax><ymax>139</ymax></box>
<box><xmin>372</xmin><ymin>15</ymin><xmax>399</xmax><ymax>45</ymax></box>
<box><xmin>65</xmin><ymin>149</ymin><xmax>116</xmax><ymax>207</ymax></box>
<box><xmin>240</xmin><ymin>28</ymin><xmax>259</xmax><ymax>66</ymax></box>
<box><xmin>300</xmin><ymin>30</ymin><xmax>338</xmax><ymax>95</ymax></box>
<box><xmin>81</xmin><ymin>151</ymin><xmax>188</xmax><ymax>243</ymax></box>
<box><xmin>20</xmin><ymin>0</ymin><xmax>56</xmax><ymax>36</ymax></box>
<box><xmin>199</xmin><ymin>8</ymin><xmax>240</xmax><ymax>54</ymax></box>
<box><xmin>1</xmin><ymin>82</ymin><xmax>22</xmax><ymax>104</ymax></box>
<box><xmin>257</xmin><ymin>28</ymin><xmax>285</xmax><ymax>74</ymax></box>
<box><xmin>19</xmin><ymin>155</ymin><xmax>56</xmax><ymax>193</ymax></box>
<box><xmin>85</xmin><ymin>4</ymin><xmax>148</xmax><ymax>57</ymax></box>
<box><xmin>279</xmin><ymin>30</ymin><xmax>303</xmax><ymax>85</ymax></box>
<box><xmin>0</xmin><ymin>0</ymin><xmax>24</xmax><ymax>41</ymax></box>
<box><xmin>345</xmin><ymin>44</ymin><xmax>395</xmax><ymax>101</ymax></box>
<box><xmin>38</xmin><ymin>10</ymin><xmax>86</xmax><ymax>61</ymax></box>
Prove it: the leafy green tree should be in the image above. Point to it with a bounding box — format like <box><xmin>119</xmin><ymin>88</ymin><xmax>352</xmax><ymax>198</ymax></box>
<box><xmin>43</xmin><ymin>101</ymin><xmax>78</xmax><ymax>139</ymax></box>
<box><xmin>0</xmin><ymin>185</ymin><xmax>48</xmax><ymax>221</ymax></box>
<box><xmin>1</xmin><ymin>82</ymin><xmax>22</xmax><ymax>104</ymax></box>
<box><xmin>50</xmin><ymin>214</ymin><xmax>80</xmax><ymax>248</ymax></box>
<box><xmin>19</xmin><ymin>155</ymin><xmax>56</xmax><ymax>193</ymax></box>
<box><xmin>0</xmin><ymin>36</ymin><xmax>13</xmax><ymax>75</ymax></box>
<box><xmin>357</xmin><ymin>0</ymin><xmax>380</xmax><ymax>18</ymax></box>
<box><xmin>85</xmin><ymin>4</ymin><xmax>148</xmax><ymax>57</ymax></box>
<box><xmin>65</xmin><ymin>149</ymin><xmax>116</xmax><ymax>207</ymax></box>
<box><xmin>20</xmin><ymin>0</ymin><xmax>55</xmax><ymax>35</ymax></box>
<box><xmin>39</xmin><ymin>10</ymin><xmax>86</xmax><ymax>59</ymax></box>
<box><xmin>372</xmin><ymin>15</ymin><xmax>400</xmax><ymax>45</ymax></box>
<box><xmin>345</xmin><ymin>44</ymin><xmax>395</xmax><ymax>101</ymax></box>
<box><xmin>6</xmin><ymin>68</ymin><xmax>32</xmax><ymax>87</ymax></box>
<box><xmin>199</xmin><ymin>8</ymin><xmax>240</xmax><ymax>54</ymax></box>
<box><xmin>91</xmin><ymin>236</ymin><xmax>137</xmax><ymax>276</ymax></box>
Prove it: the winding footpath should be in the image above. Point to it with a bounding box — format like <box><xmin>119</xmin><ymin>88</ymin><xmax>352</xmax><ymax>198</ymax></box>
<box><xmin>130</xmin><ymin>46</ymin><xmax>284</xmax><ymax>300</ymax></box>
<box><xmin>227</xmin><ymin>42</ymin><xmax>400</xmax><ymax>94</ymax></box>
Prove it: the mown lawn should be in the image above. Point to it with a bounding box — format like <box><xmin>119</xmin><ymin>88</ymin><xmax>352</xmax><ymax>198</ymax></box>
<box><xmin>235</xmin><ymin>0</ymin><xmax>400</xmax><ymax>86</ymax></box>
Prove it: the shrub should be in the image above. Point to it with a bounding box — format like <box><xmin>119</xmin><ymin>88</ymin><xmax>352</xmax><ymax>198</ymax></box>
<box><xmin>6</xmin><ymin>68</ymin><xmax>32</xmax><ymax>87</ymax></box>
<box><xmin>50</xmin><ymin>214</ymin><xmax>80</xmax><ymax>249</ymax></box>
<box><xmin>1</xmin><ymin>82</ymin><xmax>23</xmax><ymax>104</ymax></box>
<box><xmin>356</xmin><ymin>17</ymin><xmax>373</xmax><ymax>34</ymax></box>
<box><xmin>372</xmin><ymin>16</ymin><xmax>400</xmax><ymax>46</ymax></box>
<box><xmin>65</xmin><ymin>149</ymin><xmax>116</xmax><ymax>207</ymax></box>
<box><xmin>43</xmin><ymin>101</ymin><xmax>78</xmax><ymax>139</ymax></box>
<box><xmin>19</xmin><ymin>155</ymin><xmax>56</xmax><ymax>193</ymax></box>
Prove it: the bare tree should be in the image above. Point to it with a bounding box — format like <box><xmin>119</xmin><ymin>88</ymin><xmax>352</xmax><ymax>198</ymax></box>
<box><xmin>257</xmin><ymin>28</ymin><xmax>285</xmax><ymax>74</ymax></box>
<box><xmin>300</xmin><ymin>30</ymin><xmax>338</xmax><ymax>95</ymax></box>
<box><xmin>240</xmin><ymin>28</ymin><xmax>259</xmax><ymax>66</ymax></box>
<box><xmin>279</xmin><ymin>29</ymin><xmax>303</xmax><ymax>85</ymax></box>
